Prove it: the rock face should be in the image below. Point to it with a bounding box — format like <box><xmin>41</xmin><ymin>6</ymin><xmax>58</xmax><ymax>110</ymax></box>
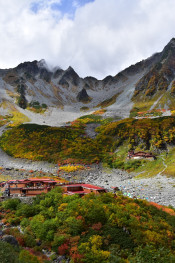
<box><xmin>134</xmin><ymin>38</ymin><xmax>175</xmax><ymax>97</ymax></box>
<box><xmin>0</xmin><ymin>38</ymin><xmax>175</xmax><ymax>115</ymax></box>
<box><xmin>77</xmin><ymin>88</ymin><xmax>90</xmax><ymax>102</ymax></box>
<box><xmin>15</xmin><ymin>60</ymin><xmax>39</xmax><ymax>76</ymax></box>
<box><xmin>2</xmin><ymin>235</ymin><xmax>19</xmax><ymax>247</ymax></box>
<box><xmin>40</xmin><ymin>68</ymin><xmax>52</xmax><ymax>83</ymax></box>
<box><xmin>63</xmin><ymin>66</ymin><xmax>80</xmax><ymax>86</ymax></box>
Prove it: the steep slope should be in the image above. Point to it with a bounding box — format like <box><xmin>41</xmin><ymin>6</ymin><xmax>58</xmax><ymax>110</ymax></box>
<box><xmin>132</xmin><ymin>38</ymin><xmax>175</xmax><ymax>115</ymax></box>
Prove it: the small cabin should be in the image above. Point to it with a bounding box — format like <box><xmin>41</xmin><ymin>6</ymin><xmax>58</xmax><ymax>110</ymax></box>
<box><xmin>127</xmin><ymin>151</ymin><xmax>155</xmax><ymax>160</ymax></box>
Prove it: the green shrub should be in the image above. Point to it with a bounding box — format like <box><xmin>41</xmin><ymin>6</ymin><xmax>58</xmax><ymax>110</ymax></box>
<box><xmin>113</xmin><ymin>160</ymin><xmax>125</xmax><ymax>169</ymax></box>
<box><xmin>0</xmin><ymin>241</ymin><xmax>19</xmax><ymax>263</ymax></box>
<box><xmin>19</xmin><ymin>250</ymin><xmax>40</xmax><ymax>263</ymax></box>
<box><xmin>2</xmin><ymin>199</ymin><xmax>21</xmax><ymax>210</ymax></box>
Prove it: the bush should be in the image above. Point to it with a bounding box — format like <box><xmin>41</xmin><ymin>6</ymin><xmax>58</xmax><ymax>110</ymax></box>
<box><xmin>0</xmin><ymin>241</ymin><xmax>19</xmax><ymax>263</ymax></box>
<box><xmin>19</xmin><ymin>250</ymin><xmax>40</xmax><ymax>263</ymax></box>
<box><xmin>16</xmin><ymin>204</ymin><xmax>39</xmax><ymax>217</ymax></box>
<box><xmin>113</xmin><ymin>160</ymin><xmax>125</xmax><ymax>169</ymax></box>
<box><xmin>129</xmin><ymin>245</ymin><xmax>175</xmax><ymax>263</ymax></box>
<box><xmin>23</xmin><ymin>234</ymin><xmax>36</xmax><ymax>248</ymax></box>
<box><xmin>2</xmin><ymin>199</ymin><xmax>21</xmax><ymax>210</ymax></box>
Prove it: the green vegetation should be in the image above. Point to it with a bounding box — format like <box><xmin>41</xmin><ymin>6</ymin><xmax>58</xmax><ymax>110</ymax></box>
<box><xmin>0</xmin><ymin>123</ymin><xmax>103</xmax><ymax>163</ymax></box>
<box><xmin>71</xmin><ymin>113</ymin><xmax>114</xmax><ymax>128</ymax></box>
<box><xmin>28</xmin><ymin>101</ymin><xmax>48</xmax><ymax>113</ymax></box>
<box><xmin>17</xmin><ymin>84</ymin><xmax>27</xmax><ymax>109</ymax></box>
<box><xmin>96</xmin><ymin>116</ymin><xmax>175</xmax><ymax>151</ymax></box>
<box><xmin>0</xmin><ymin>241</ymin><xmax>19</xmax><ymax>263</ymax></box>
<box><xmin>1</xmin><ymin>116</ymin><xmax>175</xmax><ymax>176</ymax></box>
<box><xmin>0</xmin><ymin>115</ymin><xmax>10</xmax><ymax>127</ymax></box>
<box><xmin>1</xmin><ymin>189</ymin><xmax>175</xmax><ymax>262</ymax></box>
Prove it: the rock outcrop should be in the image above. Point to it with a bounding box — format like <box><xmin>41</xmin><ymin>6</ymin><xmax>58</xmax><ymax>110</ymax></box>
<box><xmin>77</xmin><ymin>88</ymin><xmax>91</xmax><ymax>102</ymax></box>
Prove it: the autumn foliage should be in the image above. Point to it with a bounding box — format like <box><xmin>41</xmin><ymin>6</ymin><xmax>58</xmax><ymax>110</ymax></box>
<box><xmin>1</xmin><ymin>189</ymin><xmax>175</xmax><ymax>262</ymax></box>
<box><xmin>1</xmin><ymin>117</ymin><xmax>175</xmax><ymax>166</ymax></box>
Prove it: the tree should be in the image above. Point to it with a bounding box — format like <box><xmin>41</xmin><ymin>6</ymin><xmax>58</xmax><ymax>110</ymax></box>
<box><xmin>0</xmin><ymin>241</ymin><xmax>19</xmax><ymax>263</ymax></box>
<box><xmin>19</xmin><ymin>250</ymin><xmax>40</xmax><ymax>263</ymax></box>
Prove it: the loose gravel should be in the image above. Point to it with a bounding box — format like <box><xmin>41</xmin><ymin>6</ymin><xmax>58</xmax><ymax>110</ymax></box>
<box><xmin>62</xmin><ymin>165</ymin><xmax>175</xmax><ymax>208</ymax></box>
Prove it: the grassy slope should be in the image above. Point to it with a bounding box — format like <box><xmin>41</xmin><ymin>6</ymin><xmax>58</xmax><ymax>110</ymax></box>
<box><xmin>131</xmin><ymin>88</ymin><xmax>175</xmax><ymax>118</ymax></box>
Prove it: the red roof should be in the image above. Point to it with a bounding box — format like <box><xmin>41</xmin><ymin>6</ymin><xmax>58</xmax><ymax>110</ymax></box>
<box><xmin>28</xmin><ymin>179</ymin><xmax>55</xmax><ymax>182</ymax></box>
<box><xmin>8</xmin><ymin>180</ymin><xmax>30</xmax><ymax>183</ymax></box>
<box><xmin>63</xmin><ymin>183</ymin><xmax>105</xmax><ymax>190</ymax></box>
<box><xmin>82</xmin><ymin>184</ymin><xmax>105</xmax><ymax>190</ymax></box>
<box><xmin>7</xmin><ymin>179</ymin><xmax>56</xmax><ymax>184</ymax></box>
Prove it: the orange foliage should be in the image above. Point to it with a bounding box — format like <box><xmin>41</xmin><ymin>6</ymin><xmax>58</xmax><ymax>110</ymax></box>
<box><xmin>149</xmin><ymin>202</ymin><xmax>175</xmax><ymax>216</ymax></box>
<box><xmin>58</xmin><ymin>242</ymin><xmax>69</xmax><ymax>255</ymax></box>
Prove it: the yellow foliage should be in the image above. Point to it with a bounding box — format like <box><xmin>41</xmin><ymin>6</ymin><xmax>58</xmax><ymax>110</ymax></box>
<box><xmin>93</xmin><ymin>109</ymin><xmax>106</xmax><ymax>115</ymax></box>
<box><xmin>8</xmin><ymin>110</ymin><xmax>30</xmax><ymax>127</ymax></box>
<box><xmin>171</xmin><ymin>110</ymin><xmax>175</xmax><ymax>116</ymax></box>
<box><xmin>59</xmin><ymin>165</ymin><xmax>85</xmax><ymax>173</ymax></box>
<box><xmin>144</xmin><ymin>230</ymin><xmax>163</xmax><ymax>244</ymax></box>
<box><xmin>27</xmin><ymin>106</ymin><xmax>47</xmax><ymax>114</ymax></box>
<box><xmin>58</xmin><ymin>203</ymin><xmax>68</xmax><ymax>211</ymax></box>
<box><xmin>89</xmin><ymin>235</ymin><xmax>103</xmax><ymax>249</ymax></box>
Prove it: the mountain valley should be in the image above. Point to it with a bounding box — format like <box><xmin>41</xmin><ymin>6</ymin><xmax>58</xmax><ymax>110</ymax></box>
<box><xmin>1</xmin><ymin>38</ymin><xmax>175</xmax><ymax>263</ymax></box>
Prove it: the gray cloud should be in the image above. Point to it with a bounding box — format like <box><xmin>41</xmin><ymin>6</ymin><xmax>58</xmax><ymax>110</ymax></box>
<box><xmin>0</xmin><ymin>0</ymin><xmax>175</xmax><ymax>79</ymax></box>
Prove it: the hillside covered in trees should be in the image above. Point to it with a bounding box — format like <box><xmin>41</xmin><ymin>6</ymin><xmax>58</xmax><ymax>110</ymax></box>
<box><xmin>1</xmin><ymin>189</ymin><xmax>175</xmax><ymax>263</ymax></box>
<box><xmin>1</xmin><ymin>115</ymin><xmax>175</xmax><ymax>176</ymax></box>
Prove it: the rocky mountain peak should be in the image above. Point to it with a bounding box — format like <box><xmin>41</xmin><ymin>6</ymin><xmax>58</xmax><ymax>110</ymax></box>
<box><xmin>166</xmin><ymin>37</ymin><xmax>175</xmax><ymax>47</ymax></box>
<box><xmin>161</xmin><ymin>38</ymin><xmax>175</xmax><ymax>60</ymax></box>
<box><xmin>66</xmin><ymin>66</ymin><xmax>74</xmax><ymax>72</ymax></box>
<box><xmin>77</xmin><ymin>88</ymin><xmax>90</xmax><ymax>102</ymax></box>
<box><xmin>62</xmin><ymin>66</ymin><xmax>80</xmax><ymax>86</ymax></box>
<box><xmin>37</xmin><ymin>59</ymin><xmax>49</xmax><ymax>70</ymax></box>
<box><xmin>15</xmin><ymin>60</ymin><xmax>39</xmax><ymax>75</ymax></box>
<box><xmin>134</xmin><ymin>38</ymin><xmax>175</xmax><ymax>98</ymax></box>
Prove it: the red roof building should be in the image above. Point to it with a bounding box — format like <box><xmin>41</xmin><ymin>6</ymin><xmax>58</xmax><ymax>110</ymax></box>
<box><xmin>1</xmin><ymin>179</ymin><xmax>57</xmax><ymax>197</ymax></box>
<box><xmin>61</xmin><ymin>183</ymin><xmax>107</xmax><ymax>196</ymax></box>
<box><xmin>1</xmin><ymin>180</ymin><xmax>107</xmax><ymax>197</ymax></box>
<box><xmin>128</xmin><ymin>151</ymin><xmax>155</xmax><ymax>160</ymax></box>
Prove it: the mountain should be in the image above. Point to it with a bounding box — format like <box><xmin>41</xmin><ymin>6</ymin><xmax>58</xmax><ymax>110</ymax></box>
<box><xmin>132</xmin><ymin>38</ymin><xmax>175</xmax><ymax>115</ymax></box>
<box><xmin>0</xmin><ymin>38</ymin><xmax>175</xmax><ymax>124</ymax></box>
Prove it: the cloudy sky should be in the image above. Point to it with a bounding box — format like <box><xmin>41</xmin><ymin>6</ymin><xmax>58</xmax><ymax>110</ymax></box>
<box><xmin>0</xmin><ymin>0</ymin><xmax>175</xmax><ymax>79</ymax></box>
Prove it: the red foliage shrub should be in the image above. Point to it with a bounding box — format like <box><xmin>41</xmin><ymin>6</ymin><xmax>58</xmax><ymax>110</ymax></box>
<box><xmin>91</xmin><ymin>222</ymin><xmax>102</xmax><ymax>231</ymax></box>
<box><xmin>16</xmin><ymin>236</ymin><xmax>25</xmax><ymax>246</ymax></box>
<box><xmin>58</xmin><ymin>242</ymin><xmax>69</xmax><ymax>255</ymax></box>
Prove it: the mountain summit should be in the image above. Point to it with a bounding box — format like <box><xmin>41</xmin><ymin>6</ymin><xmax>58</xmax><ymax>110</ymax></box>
<box><xmin>0</xmin><ymin>38</ymin><xmax>175</xmax><ymax>122</ymax></box>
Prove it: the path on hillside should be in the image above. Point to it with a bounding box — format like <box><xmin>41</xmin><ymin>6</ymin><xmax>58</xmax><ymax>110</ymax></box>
<box><xmin>159</xmin><ymin>156</ymin><xmax>168</xmax><ymax>176</ymax></box>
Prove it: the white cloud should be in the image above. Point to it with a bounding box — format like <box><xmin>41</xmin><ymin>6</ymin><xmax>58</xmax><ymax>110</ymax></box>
<box><xmin>0</xmin><ymin>0</ymin><xmax>175</xmax><ymax>79</ymax></box>
<box><xmin>72</xmin><ymin>1</ymin><xmax>80</xmax><ymax>8</ymax></box>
